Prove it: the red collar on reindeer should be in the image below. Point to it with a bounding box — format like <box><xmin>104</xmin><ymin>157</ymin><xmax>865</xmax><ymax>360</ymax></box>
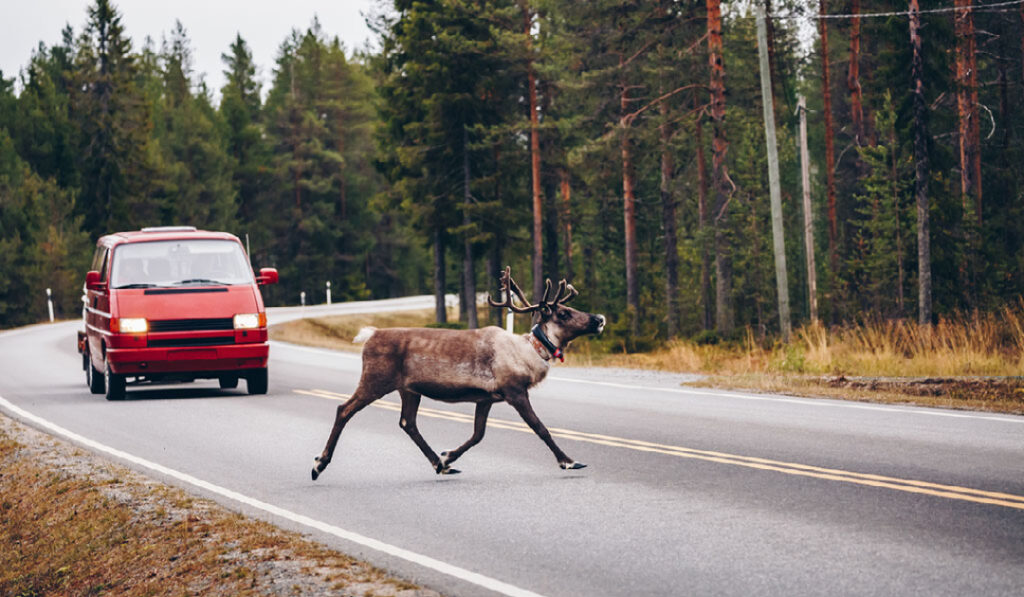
<box><xmin>530</xmin><ymin>324</ymin><xmax>563</xmax><ymax>362</ymax></box>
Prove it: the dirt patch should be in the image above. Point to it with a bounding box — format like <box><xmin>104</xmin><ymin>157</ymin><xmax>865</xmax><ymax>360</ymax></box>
<box><xmin>690</xmin><ymin>374</ymin><xmax>1024</xmax><ymax>415</ymax></box>
<box><xmin>821</xmin><ymin>375</ymin><xmax>1024</xmax><ymax>413</ymax></box>
<box><xmin>0</xmin><ymin>413</ymin><xmax>441</xmax><ymax>597</ymax></box>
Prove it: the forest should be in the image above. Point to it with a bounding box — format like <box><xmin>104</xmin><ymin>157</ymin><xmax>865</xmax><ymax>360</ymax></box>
<box><xmin>2</xmin><ymin>0</ymin><xmax>1023</xmax><ymax>350</ymax></box>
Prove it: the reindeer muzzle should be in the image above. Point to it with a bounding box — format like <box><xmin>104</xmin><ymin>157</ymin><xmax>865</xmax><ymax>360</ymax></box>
<box><xmin>590</xmin><ymin>314</ymin><xmax>606</xmax><ymax>334</ymax></box>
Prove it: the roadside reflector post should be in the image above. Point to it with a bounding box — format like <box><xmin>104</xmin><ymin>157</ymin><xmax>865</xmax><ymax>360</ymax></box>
<box><xmin>46</xmin><ymin>287</ymin><xmax>54</xmax><ymax>322</ymax></box>
<box><xmin>326</xmin><ymin>281</ymin><xmax>332</xmax><ymax>305</ymax></box>
<box><xmin>300</xmin><ymin>291</ymin><xmax>306</xmax><ymax>307</ymax></box>
<box><xmin>506</xmin><ymin>309</ymin><xmax>514</xmax><ymax>333</ymax></box>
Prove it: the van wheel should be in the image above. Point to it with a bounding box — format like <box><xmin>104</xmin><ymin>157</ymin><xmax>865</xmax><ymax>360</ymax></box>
<box><xmin>219</xmin><ymin>375</ymin><xmax>239</xmax><ymax>389</ymax></box>
<box><xmin>246</xmin><ymin>368</ymin><xmax>268</xmax><ymax>395</ymax></box>
<box><xmin>105</xmin><ymin>360</ymin><xmax>126</xmax><ymax>401</ymax></box>
<box><xmin>87</xmin><ymin>353</ymin><xmax>105</xmax><ymax>394</ymax></box>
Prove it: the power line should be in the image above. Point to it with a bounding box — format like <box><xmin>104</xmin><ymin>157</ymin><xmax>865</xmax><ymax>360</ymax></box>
<box><xmin>762</xmin><ymin>0</ymin><xmax>1024</xmax><ymax>21</ymax></box>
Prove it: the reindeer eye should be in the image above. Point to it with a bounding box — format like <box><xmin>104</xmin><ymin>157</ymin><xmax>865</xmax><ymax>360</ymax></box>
<box><xmin>558</xmin><ymin>309</ymin><xmax>571</xmax><ymax>321</ymax></box>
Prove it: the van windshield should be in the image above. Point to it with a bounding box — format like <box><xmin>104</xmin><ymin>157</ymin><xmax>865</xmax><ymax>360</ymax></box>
<box><xmin>110</xmin><ymin>240</ymin><xmax>254</xmax><ymax>289</ymax></box>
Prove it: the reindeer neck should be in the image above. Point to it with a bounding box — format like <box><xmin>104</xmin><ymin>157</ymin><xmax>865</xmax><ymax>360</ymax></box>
<box><xmin>527</xmin><ymin>323</ymin><xmax>563</xmax><ymax>362</ymax></box>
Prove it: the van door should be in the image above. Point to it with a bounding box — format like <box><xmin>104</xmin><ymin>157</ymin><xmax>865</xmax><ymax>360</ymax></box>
<box><xmin>86</xmin><ymin>245</ymin><xmax>111</xmax><ymax>365</ymax></box>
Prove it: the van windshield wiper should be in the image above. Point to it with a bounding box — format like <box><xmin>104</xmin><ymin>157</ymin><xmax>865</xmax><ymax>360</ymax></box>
<box><xmin>174</xmin><ymin>278</ymin><xmax>228</xmax><ymax>286</ymax></box>
<box><xmin>113</xmin><ymin>283</ymin><xmax>161</xmax><ymax>289</ymax></box>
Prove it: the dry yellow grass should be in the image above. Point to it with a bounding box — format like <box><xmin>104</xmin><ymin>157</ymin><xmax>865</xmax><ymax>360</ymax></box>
<box><xmin>579</xmin><ymin>305</ymin><xmax>1024</xmax><ymax>378</ymax></box>
<box><xmin>269</xmin><ymin>305</ymin><xmax>1024</xmax><ymax>415</ymax></box>
<box><xmin>269</xmin><ymin>308</ymin><xmax>457</xmax><ymax>352</ymax></box>
<box><xmin>0</xmin><ymin>415</ymin><xmax>435</xmax><ymax>597</ymax></box>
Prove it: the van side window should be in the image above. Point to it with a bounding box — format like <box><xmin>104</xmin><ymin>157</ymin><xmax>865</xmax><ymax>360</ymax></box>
<box><xmin>90</xmin><ymin>246</ymin><xmax>104</xmax><ymax>272</ymax></box>
<box><xmin>98</xmin><ymin>249</ymin><xmax>110</xmax><ymax>282</ymax></box>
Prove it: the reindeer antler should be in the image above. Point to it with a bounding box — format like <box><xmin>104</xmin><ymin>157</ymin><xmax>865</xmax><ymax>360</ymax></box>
<box><xmin>487</xmin><ymin>267</ymin><xmax>540</xmax><ymax>313</ymax></box>
<box><xmin>488</xmin><ymin>267</ymin><xmax>579</xmax><ymax>314</ymax></box>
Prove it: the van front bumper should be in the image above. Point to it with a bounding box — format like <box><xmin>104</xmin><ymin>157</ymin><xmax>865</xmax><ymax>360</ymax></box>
<box><xmin>106</xmin><ymin>342</ymin><xmax>269</xmax><ymax>375</ymax></box>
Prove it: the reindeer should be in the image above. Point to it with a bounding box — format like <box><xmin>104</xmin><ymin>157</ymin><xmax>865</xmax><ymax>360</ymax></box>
<box><xmin>310</xmin><ymin>267</ymin><xmax>606</xmax><ymax>480</ymax></box>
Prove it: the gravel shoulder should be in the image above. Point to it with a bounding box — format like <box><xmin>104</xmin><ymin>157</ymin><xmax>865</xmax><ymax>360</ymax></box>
<box><xmin>0</xmin><ymin>412</ymin><xmax>442</xmax><ymax>597</ymax></box>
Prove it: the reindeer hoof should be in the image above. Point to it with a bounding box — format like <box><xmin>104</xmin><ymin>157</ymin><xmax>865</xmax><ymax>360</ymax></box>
<box><xmin>312</xmin><ymin>456</ymin><xmax>328</xmax><ymax>481</ymax></box>
<box><xmin>439</xmin><ymin>451</ymin><xmax>452</xmax><ymax>466</ymax></box>
<box><xmin>560</xmin><ymin>461</ymin><xmax>587</xmax><ymax>470</ymax></box>
<box><xmin>435</xmin><ymin>460</ymin><xmax>461</xmax><ymax>475</ymax></box>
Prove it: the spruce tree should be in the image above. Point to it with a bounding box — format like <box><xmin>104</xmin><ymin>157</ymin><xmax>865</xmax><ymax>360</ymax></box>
<box><xmin>71</xmin><ymin>0</ymin><xmax>155</xmax><ymax>235</ymax></box>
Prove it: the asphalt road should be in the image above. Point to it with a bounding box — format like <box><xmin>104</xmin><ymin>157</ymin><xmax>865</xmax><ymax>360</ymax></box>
<box><xmin>2</xmin><ymin>301</ymin><xmax>1023</xmax><ymax>596</ymax></box>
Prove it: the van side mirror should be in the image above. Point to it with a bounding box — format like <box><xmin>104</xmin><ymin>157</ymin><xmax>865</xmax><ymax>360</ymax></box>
<box><xmin>257</xmin><ymin>268</ymin><xmax>279</xmax><ymax>286</ymax></box>
<box><xmin>85</xmin><ymin>270</ymin><xmax>107</xmax><ymax>291</ymax></box>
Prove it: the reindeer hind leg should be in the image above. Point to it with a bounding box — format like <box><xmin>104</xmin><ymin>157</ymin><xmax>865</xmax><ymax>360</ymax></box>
<box><xmin>312</xmin><ymin>386</ymin><xmax>385</xmax><ymax>481</ymax></box>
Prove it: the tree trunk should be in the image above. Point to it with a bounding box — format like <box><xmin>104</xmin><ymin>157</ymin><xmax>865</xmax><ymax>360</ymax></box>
<box><xmin>910</xmin><ymin>0</ymin><xmax>932</xmax><ymax>326</ymax></box>
<box><xmin>560</xmin><ymin>168</ymin><xmax>574</xmax><ymax>283</ymax></box>
<box><xmin>433</xmin><ymin>226</ymin><xmax>447</xmax><ymax>324</ymax></box>
<box><xmin>524</xmin><ymin>5</ymin><xmax>544</xmax><ymax>301</ymax></box>
<box><xmin>544</xmin><ymin>173</ymin><xmax>560</xmax><ymax>285</ymax></box>
<box><xmin>621</xmin><ymin>69</ymin><xmax>639</xmax><ymax>335</ymax></box>
<box><xmin>954</xmin><ymin>0</ymin><xmax>979</xmax><ymax>307</ymax></box>
<box><xmin>708</xmin><ymin>0</ymin><xmax>733</xmax><ymax>335</ymax></box>
<box><xmin>955</xmin><ymin>0</ymin><xmax>982</xmax><ymax>222</ymax></box>
<box><xmin>848</xmin><ymin>0</ymin><xmax>864</xmax><ymax>144</ymax></box>
<box><xmin>660</xmin><ymin>98</ymin><xmax>680</xmax><ymax>338</ymax></box>
<box><xmin>463</xmin><ymin>127</ymin><xmax>478</xmax><ymax>329</ymax></box>
<box><xmin>695</xmin><ymin>102</ymin><xmax>713</xmax><ymax>331</ymax></box>
<box><xmin>820</xmin><ymin>0</ymin><xmax>839</xmax><ymax>283</ymax></box>
<box><xmin>764</xmin><ymin>0</ymin><xmax>781</xmax><ymax>113</ymax></box>
<box><xmin>890</xmin><ymin>117</ymin><xmax>906</xmax><ymax>316</ymax></box>
<box><xmin>491</xmin><ymin>144</ymin><xmax>505</xmax><ymax>326</ymax></box>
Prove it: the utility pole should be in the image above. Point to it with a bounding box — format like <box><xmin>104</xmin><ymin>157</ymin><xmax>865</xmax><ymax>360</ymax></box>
<box><xmin>797</xmin><ymin>95</ymin><xmax>819</xmax><ymax>324</ymax></box>
<box><xmin>755</xmin><ymin>2</ymin><xmax>791</xmax><ymax>340</ymax></box>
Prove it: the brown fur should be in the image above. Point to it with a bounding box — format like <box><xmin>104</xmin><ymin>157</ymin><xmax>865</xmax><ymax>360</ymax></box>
<box><xmin>311</xmin><ymin>295</ymin><xmax>605</xmax><ymax>479</ymax></box>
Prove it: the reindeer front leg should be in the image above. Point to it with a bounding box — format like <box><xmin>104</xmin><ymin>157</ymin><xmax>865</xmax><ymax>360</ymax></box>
<box><xmin>439</xmin><ymin>399</ymin><xmax>494</xmax><ymax>469</ymax></box>
<box><xmin>506</xmin><ymin>391</ymin><xmax>586</xmax><ymax>470</ymax></box>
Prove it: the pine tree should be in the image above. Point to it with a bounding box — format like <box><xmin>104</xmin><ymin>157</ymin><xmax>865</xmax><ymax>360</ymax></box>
<box><xmin>847</xmin><ymin>93</ymin><xmax>911</xmax><ymax>315</ymax></box>
<box><xmin>219</xmin><ymin>33</ymin><xmax>272</xmax><ymax>261</ymax></box>
<box><xmin>71</xmin><ymin>0</ymin><xmax>155</xmax><ymax>235</ymax></box>
<box><xmin>151</xmin><ymin>20</ymin><xmax>236</xmax><ymax>230</ymax></box>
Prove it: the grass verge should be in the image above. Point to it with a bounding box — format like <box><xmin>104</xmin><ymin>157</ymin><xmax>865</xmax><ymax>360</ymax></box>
<box><xmin>0</xmin><ymin>414</ymin><xmax>436</xmax><ymax>597</ymax></box>
<box><xmin>270</xmin><ymin>307</ymin><xmax>1024</xmax><ymax>416</ymax></box>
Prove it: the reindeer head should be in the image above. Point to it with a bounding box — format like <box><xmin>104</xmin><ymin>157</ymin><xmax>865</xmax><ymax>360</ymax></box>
<box><xmin>488</xmin><ymin>267</ymin><xmax>606</xmax><ymax>350</ymax></box>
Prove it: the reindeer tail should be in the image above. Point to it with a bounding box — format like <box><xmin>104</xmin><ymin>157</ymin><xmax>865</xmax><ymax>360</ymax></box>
<box><xmin>353</xmin><ymin>326</ymin><xmax>377</xmax><ymax>344</ymax></box>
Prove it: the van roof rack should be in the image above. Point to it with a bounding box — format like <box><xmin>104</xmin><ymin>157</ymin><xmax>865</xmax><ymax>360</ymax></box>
<box><xmin>140</xmin><ymin>226</ymin><xmax>198</xmax><ymax>233</ymax></box>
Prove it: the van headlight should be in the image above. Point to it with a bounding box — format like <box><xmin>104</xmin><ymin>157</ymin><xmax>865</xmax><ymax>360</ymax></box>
<box><xmin>234</xmin><ymin>313</ymin><xmax>266</xmax><ymax>330</ymax></box>
<box><xmin>115</xmin><ymin>317</ymin><xmax>148</xmax><ymax>334</ymax></box>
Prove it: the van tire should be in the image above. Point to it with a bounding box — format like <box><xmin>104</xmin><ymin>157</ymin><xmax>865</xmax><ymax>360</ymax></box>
<box><xmin>87</xmin><ymin>354</ymin><xmax>105</xmax><ymax>394</ymax></box>
<box><xmin>105</xmin><ymin>360</ymin><xmax>126</xmax><ymax>401</ymax></box>
<box><xmin>246</xmin><ymin>368</ymin><xmax>268</xmax><ymax>395</ymax></box>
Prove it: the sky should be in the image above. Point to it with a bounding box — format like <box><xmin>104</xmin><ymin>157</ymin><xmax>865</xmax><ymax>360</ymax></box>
<box><xmin>1</xmin><ymin>0</ymin><xmax>381</xmax><ymax>100</ymax></box>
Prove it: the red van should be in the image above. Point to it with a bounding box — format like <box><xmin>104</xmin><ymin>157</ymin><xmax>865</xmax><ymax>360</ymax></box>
<box><xmin>77</xmin><ymin>227</ymin><xmax>278</xmax><ymax>400</ymax></box>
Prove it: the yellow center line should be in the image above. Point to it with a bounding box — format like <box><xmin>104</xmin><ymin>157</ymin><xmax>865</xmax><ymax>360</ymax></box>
<box><xmin>295</xmin><ymin>388</ymin><xmax>1024</xmax><ymax>511</ymax></box>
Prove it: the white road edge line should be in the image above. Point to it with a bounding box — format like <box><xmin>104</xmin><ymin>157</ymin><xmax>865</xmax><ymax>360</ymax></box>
<box><xmin>0</xmin><ymin>395</ymin><xmax>546</xmax><ymax>597</ymax></box>
<box><xmin>272</xmin><ymin>341</ymin><xmax>1024</xmax><ymax>424</ymax></box>
<box><xmin>547</xmin><ymin>377</ymin><xmax>1024</xmax><ymax>424</ymax></box>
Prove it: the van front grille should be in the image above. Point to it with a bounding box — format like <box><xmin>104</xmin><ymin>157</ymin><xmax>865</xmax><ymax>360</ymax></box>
<box><xmin>149</xmin><ymin>318</ymin><xmax>234</xmax><ymax>332</ymax></box>
<box><xmin>148</xmin><ymin>336</ymin><xmax>235</xmax><ymax>348</ymax></box>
